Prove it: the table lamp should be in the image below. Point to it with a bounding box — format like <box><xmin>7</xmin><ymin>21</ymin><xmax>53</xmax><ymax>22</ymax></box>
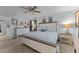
<box><xmin>64</xmin><ymin>23</ymin><xmax>72</xmax><ymax>34</ymax></box>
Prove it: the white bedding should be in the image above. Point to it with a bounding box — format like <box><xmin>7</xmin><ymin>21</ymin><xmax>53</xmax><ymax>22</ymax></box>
<box><xmin>23</xmin><ymin>31</ymin><xmax>58</xmax><ymax>44</ymax></box>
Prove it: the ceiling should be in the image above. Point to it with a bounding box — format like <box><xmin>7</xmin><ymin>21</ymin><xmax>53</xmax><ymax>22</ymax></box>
<box><xmin>0</xmin><ymin>6</ymin><xmax>79</xmax><ymax>19</ymax></box>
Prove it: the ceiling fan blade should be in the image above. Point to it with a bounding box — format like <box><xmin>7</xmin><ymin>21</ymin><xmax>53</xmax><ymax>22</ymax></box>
<box><xmin>32</xmin><ymin>6</ymin><xmax>37</xmax><ymax>10</ymax></box>
<box><xmin>34</xmin><ymin>11</ymin><xmax>41</xmax><ymax>13</ymax></box>
<box><xmin>21</xmin><ymin>6</ymin><xmax>28</xmax><ymax>9</ymax></box>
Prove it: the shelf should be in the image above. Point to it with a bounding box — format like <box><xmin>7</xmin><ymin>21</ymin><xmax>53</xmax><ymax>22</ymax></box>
<box><xmin>39</xmin><ymin>22</ymin><xmax>58</xmax><ymax>24</ymax></box>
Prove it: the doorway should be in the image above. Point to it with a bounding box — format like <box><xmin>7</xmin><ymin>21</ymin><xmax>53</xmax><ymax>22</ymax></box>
<box><xmin>0</xmin><ymin>24</ymin><xmax>1</xmax><ymax>32</ymax></box>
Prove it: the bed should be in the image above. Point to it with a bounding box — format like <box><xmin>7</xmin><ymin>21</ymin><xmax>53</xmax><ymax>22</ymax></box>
<box><xmin>17</xmin><ymin>31</ymin><xmax>59</xmax><ymax>53</ymax></box>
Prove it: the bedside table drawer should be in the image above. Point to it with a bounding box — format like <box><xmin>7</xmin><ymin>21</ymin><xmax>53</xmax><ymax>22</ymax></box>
<box><xmin>59</xmin><ymin>34</ymin><xmax>73</xmax><ymax>44</ymax></box>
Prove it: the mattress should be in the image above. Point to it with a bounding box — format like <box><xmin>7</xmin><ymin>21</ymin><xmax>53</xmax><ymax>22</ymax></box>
<box><xmin>18</xmin><ymin>31</ymin><xmax>58</xmax><ymax>47</ymax></box>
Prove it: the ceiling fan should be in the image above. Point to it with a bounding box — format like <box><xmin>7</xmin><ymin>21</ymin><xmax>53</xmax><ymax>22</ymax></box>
<box><xmin>21</xmin><ymin>6</ymin><xmax>41</xmax><ymax>14</ymax></box>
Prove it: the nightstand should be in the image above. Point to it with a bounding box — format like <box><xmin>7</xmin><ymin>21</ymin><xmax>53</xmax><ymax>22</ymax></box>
<box><xmin>59</xmin><ymin>33</ymin><xmax>73</xmax><ymax>44</ymax></box>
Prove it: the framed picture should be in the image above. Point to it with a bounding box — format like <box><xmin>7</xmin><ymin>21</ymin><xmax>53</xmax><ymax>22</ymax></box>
<box><xmin>48</xmin><ymin>17</ymin><xmax>52</xmax><ymax>23</ymax></box>
<box><xmin>19</xmin><ymin>22</ymin><xmax>23</xmax><ymax>26</ymax></box>
<box><xmin>6</xmin><ymin>25</ymin><xmax>10</xmax><ymax>28</ymax></box>
<box><xmin>11</xmin><ymin>18</ymin><xmax>17</xmax><ymax>25</ymax></box>
<box><xmin>75</xmin><ymin>10</ymin><xmax>79</xmax><ymax>27</ymax></box>
<box><xmin>42</xmin><ymin>18</ymin><xmax>46</xmax><ymax>23</ymax></box>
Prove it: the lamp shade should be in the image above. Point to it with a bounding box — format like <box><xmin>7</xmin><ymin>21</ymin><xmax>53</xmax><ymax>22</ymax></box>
<box><xmin>64</xmin><ymin>24</ymin><xmax>72</xmax><ymax>28</ymax></box>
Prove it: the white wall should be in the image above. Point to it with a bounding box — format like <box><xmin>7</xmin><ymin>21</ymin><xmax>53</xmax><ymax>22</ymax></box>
<box><xmin>1</xmin><ymin>19</ymin><xmax>8</xmax><ymax>34</ymax></box>
<box><xmin>15</xmin><ymin>10</ymin><xmax>77</xmax><ymax>37</ymax></box>
<box><xmin>53</xmin><ymin>11</ymin><xmax>75</xmax><ymax>32</ymax></box>
<box><xmin>36</xmin><ymin>10</ymin><xmax>77</xmax><ymax>37</ymax></box>
<box><xmin>0</xmin><ymin>10</ymin><xmax>77</xmax><ymax>38</ymax></box>
<box><xmin>53</xmin><ymin>11</ymin><xmax>77</xmax><ymax>37</ymax></box>
<box><xmin>37</xmin><ymin>11</ymin><xmax>74</xmax><ymax>30</ymax></box>
<box><xmin>58</xmin><ymin>11</ymin><xmax>77</xmax><ymax>38</ymax></box>
<box><xmin>0</xmin><ymin>17</ymin><xmax>16</xmax><ymax>38</ymax></box>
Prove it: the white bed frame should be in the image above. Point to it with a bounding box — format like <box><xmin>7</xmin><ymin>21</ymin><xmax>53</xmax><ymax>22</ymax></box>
<box><xmin>18</xmin><ymin>37</ymin><xmax>59</xmax><ymax>53</ymax></box>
